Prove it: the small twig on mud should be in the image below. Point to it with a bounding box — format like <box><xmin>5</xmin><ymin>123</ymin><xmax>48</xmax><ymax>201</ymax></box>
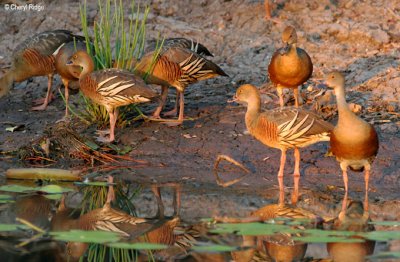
<box><xmin>25</xmin><ymin>157</ymin><xmax>56</xmax><ymax>163</ymax></box>
<box><xmin>213</xmin><ymin>154</ymin><xmax>250</xmax><ymax>187</ymax></box>
<box><xmin>212</xmin><ymin>216</ymin><xmax>263</xmax><ymax>223</ymax></box>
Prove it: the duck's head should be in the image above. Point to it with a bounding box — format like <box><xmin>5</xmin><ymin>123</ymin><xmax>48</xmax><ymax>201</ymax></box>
<box><xmin>282</xmin><ymin>26</ymin><xmax>297</xmax><ymax>45</ymax></box>
<box><xmin>232</xmin><ymin>84</ymin><xmax>260</xmax><ymax>104</ymax></box>
<box><xmin>279</xmin><ymin>26</ymin><xmax>297</xmax><ymax>54</ymax></box>
<box><xmin>66</xmin><ymin>50</ymin><xmax>93</xmax><ymax>73</ymax></box>
<box><xmin>325</xmin><ymin>71</ymin><xmax>345</xmax><ymax>89</ymax></box>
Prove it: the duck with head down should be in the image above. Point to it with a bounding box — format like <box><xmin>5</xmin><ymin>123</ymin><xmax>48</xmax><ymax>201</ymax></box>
<box><xmin>67</xmin><ymin>50</ymin><xmax>159</xmax><ymax>142</ymax></box>
<box><xmin>54</xmin><ymin>40</ymin><xmax>88</xmax><ymax>120</ymax></box>
<box><xmin>133</xmin><ymin>45</ymin><xmax>228</xmax><ymax>125</ymax></box>
<box><xmin>0</xmin><ymin>30</ymin><xmax>85</xmax><ymax>110</ymax></box>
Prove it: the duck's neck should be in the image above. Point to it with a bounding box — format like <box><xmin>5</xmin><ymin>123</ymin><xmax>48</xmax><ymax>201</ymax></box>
<box><xmin>289</xmin><ymin>43</ymin><xmax>297</xmax><ymax>54</ymax></box>
<box><xmin>79</xmin><ymin>55</ymin><xmax>95</xmax><ymax>80</ymax></box>
<box><xmin>334</xmin><ymin>84</ymin><xmax>358</xmax><ymax>127</ymax></box>
<box><xmin>245</xmin><ymin>95</ymin><xmax>261</xmax><ymax>128</ymax></box>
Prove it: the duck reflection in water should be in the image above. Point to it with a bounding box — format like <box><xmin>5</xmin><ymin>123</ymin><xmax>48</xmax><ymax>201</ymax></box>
<box><xmin>327</xmin><ymin>199</ymin><xmax>375</xmax><ymax>262</ymax></box>
<box><xmin>227</xmin><ymin>202</ymin><xmax>322</xmax><ymax>262</ymax></box>
<box><xmin>51</xmin><ymin>178</ymin><xmax>198</xmax><ymax>261</ymax></box>
<box><xmin>0</xmin><ymin>193</ymin><xmax>63</xmax><ymax>262</ymax></box>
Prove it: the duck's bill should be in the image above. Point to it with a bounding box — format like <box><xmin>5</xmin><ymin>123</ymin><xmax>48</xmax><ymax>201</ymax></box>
<box><xmin>227</xmin><ymin>96</ymin><xmax>238</xmax><ymax>103</ymax></box>
<box><xmin>279</xmin><ymin>43</ymin><xmax>290</xmax><ymax>55</ymax></box>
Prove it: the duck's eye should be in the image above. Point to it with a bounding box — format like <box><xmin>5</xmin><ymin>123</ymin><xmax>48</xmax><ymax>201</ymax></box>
<box><xmin>73</xmin><ymin>55</ymin><xmax>78</xmax><ymax>59</ymax></box>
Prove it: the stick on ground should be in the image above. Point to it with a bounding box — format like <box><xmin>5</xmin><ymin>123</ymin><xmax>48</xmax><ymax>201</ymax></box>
<box><xmin>213</xmin><ymin>154</ymin><xmax>251</xmax><ymax>187</ymax></box>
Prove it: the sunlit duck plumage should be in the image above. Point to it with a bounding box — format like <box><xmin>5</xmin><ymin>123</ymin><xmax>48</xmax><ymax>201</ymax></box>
<box><xmin>0</xmin><ymin>30</ymin><xmax>84</xmax><ymax>110</ymax></box>
<box><xmin>67</xmin><ymin>50</ymin><xmax>159</xmax><ymax>142</ymax></box>
<box><xmin>55</xmin><ymin>40</ymin><xmax>87</xmax><ymax>119</ymax></box>
<box><xmin>145</xmin><ymin>37</ymin><xmax>214</xmax><ymax>57</ymax></box>
<box><xmin>134</xmin><ymin>46</ymin><xmax>228</xmax><ymax>124</ymax></box>
<box><xmin>234</xmin><ymin>84</ymin><xmax>333</xmax><ymax>204</ymax></box>
<box><xmin>268</xmin><ymin>26</ymin><xmax>313</xmax><ymax>107</ymax></box>
<box><xmin>325</xmin><ymin>71</ymin><xmax>379</xmax><ymax>212</ymax></box>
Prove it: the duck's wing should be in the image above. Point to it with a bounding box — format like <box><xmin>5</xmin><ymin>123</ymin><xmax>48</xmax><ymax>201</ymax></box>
<box><xmin>91</xmin><ymin>69</ymin><xmax>159</xmax><ymax>105</ymax></box>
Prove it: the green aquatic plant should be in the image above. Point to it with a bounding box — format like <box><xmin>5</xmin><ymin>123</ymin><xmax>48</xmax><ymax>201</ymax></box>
<box><xmin>210</xmin><ymin>222</ymin><xmax>299</xmax><ymax>236</ymax></box>
<box><xmin>50</xmin><ymin>230</ymin><xmax>121</xmax><ymax>244</ymax></box>
<box><xmin>107</xmin><ymin>242</ymin><xmax>168</xmax><ymax>250</ymax></box>
<box><xmin>0</xmin><ymin>194</ymin><xmax>14</xmax><ymax>204</ymax></box>
<box><xmin>191</xmin><ymin>244</ymin><xmax>238</xmax><ymax>252</ymax></box>
<box><xmin>211</xmin><ymin>219</ymin><xmax>400</xmax><ymax>247</ymax></box>
<box><xmin>368</xmin><ymin>251</ymin><xmax>400</xmax><ymax>260</ymax></box>
<box><xmin>0</xmin><ymin>184</ymin><xmax>73</xmax><ymax>194</ymax></box>
<box><xmin>0</xmin><ymin>224</ymin><xmax>28</xmax><ymax>232</ymax></box>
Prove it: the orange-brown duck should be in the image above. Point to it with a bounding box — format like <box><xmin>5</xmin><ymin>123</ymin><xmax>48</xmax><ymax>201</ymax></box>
<box><xmin>145</xmin><ymin>37</ymin><xmax>214</xmax><ymax>57</ymax></box>
<box><xmin>268</xmin><ymin>26</ymin><xmax>313</xmax><ymax>107</ymax></box>
<box><xmin>0</xmin><ymin>30</ymin><xmax>84</xmax><ymax>110</ymax></box>
<box><xmin>67</xmin><ymin>50</ymin><xmax>159</xmax><ymax>142</ymax></box>
<box><xmin>234</xmin><ymin>84</ymin><xmax>333</xmax><ymax>204</ymax></box>
<box><xmin>55</xmin><ymin>41</ymin><xmax>87</xmax><ymax>119</ymax></box>
<box><xmin>327</xmin><ymin>200</ymin><xmax>375</xmax><ymax>262</ymax></box>
<box><xmin>134</xmin><ymin>46</ymin><xmax>228</xmax><ymax>124</ymax></box>
<box><xmin>325</xmin><ymin>71</ymin><xmax>379</xmax><ymax>212</ymax></box>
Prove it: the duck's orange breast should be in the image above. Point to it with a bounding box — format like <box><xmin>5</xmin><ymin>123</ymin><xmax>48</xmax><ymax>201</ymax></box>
<box><xmin>268</xmin><ymin>47</ymin><xmax>312</xmax><ymax>88</ymax></box>
<box><xmin>330</xmin><ymin>126</ymin><xmax>379</xmax><ymax>161</ymax></box>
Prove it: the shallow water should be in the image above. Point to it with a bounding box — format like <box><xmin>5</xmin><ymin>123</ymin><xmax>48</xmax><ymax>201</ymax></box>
<box><xmin>0</xmin><ymin>177</ymin><xmax>398</xmax><ymax>262</ymax></box>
